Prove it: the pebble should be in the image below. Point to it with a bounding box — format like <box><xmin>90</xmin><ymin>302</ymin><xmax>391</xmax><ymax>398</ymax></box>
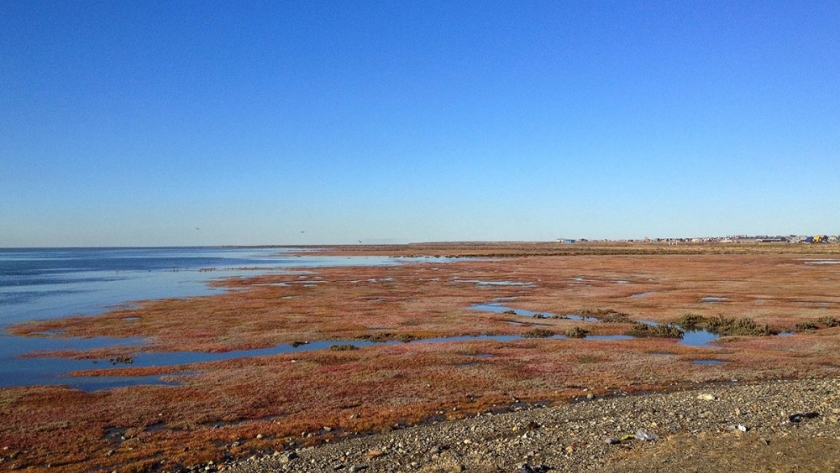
<box><xmin>222</xmin><ymin>378</ymin><xmax>840</xmax><ymax>473</ymax></box>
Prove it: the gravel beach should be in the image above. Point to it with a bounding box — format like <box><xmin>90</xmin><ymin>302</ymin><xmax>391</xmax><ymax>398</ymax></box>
<box><xmin>225</xmin><ymin>377</ymin><xmax>840</xmax><ymax>473</ymax></box>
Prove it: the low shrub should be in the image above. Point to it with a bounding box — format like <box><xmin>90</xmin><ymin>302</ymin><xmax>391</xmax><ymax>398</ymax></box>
<box><xmin>564</xmin><ymin>327</ymin><xmax>589</xmax><ymax>338</ymax></box>
<box><xmin>674</xmin><ymin>314</ymin><xmax>777</xmax><ymax>336</ymax></box>
<box><xmin>703</xmin><ymin>315</ymin><xmax>777</xmax><ymax>336</ymax></box>
<box><xmin>329</xmin><ymin>344</ymin><xmax>359</xmax><ymax>351</ymax></box>
<box><xmin>626</xmin><ymin>323</ymin><xmax>683</xmax><ymax>339</ymax></box>
<box><xmin>357</xmin><ymin>332</ymin><xmax>418</xmax><ymax>343</ymax></box>
<box><xmin>818</xmin><ymin>316</ymin><xmax>839</xmax><ymax>328</ymax></box>
<box><xmin>795</xmin><ymin>322</ymin><xmax>819</xmax><ymax>332</ymax></box>
<box><xmin>676</xmin><ymin>313</ymin><xmax>705</xmax><ymax>330</ymax></box>
<box><xmin>578</xmin><ymin>309</ymin><xmax>630</xmax><ymax>323</ymax></box>
<box><xmin>522</xmin><ymin>328</ymin><xmax>554</xmax><ymax>338</ymax></box>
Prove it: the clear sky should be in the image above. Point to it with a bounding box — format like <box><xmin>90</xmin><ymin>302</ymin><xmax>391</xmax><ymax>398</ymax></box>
<box><xmin>2</xmin><ymin>1</ymin><xmax>838</xmax><ymax>247</ymax></box>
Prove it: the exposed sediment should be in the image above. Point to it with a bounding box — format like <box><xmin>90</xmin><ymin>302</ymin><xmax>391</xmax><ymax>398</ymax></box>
<box><xmin>227</xmin><ymin>377</ymin><xmax>840</xmax><ymax>473</ymax></box>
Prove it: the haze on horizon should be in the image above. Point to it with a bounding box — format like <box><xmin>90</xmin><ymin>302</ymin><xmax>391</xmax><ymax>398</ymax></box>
<box><xmin>2</xmin><ymin>1</ymin><xmax>838</xmax><ymax>248</ymax></box>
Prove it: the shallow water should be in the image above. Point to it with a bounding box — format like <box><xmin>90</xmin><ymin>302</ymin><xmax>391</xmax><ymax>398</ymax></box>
<box><xmin>693</xmin><ymin>359</ymin><xmax>726</xmax><ymax>365</ymax></box>
<box><xmin>0</xmin><ymin>247</ymin><xmax>416</xmax><ymax>326</ymax></box>
<box><xmin>469</xmin><ymin>302</ymin><xmax>597</xmax><ymax>322</ymax></box>
<box><xmin>6</xmin><ymin>333</ymin><xmax>590</xmax><ymax>391</ymax></box>
<box><xmin>680</xmin><ymin>329</ymin><xmax>721</xmax><ymax>347</ymax></box>
<box><xmin>472</xmin><ymin>303</ymin><xmax>726</xmax><ymax>348</ymax></box>
<box><xmin>454</xmin><ymin>279</ymin><xmax>535</xmax><ymax>288</ymax></box>
<box><xmin>0</xmin><ymin>248</ymin><xmax>438</xmax><ymax>390</ymax></box>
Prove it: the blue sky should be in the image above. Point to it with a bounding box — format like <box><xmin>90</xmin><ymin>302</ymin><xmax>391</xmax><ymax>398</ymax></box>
<box><xmin>2</xmin><ymin>1</ymin><xmax>838</xmax><ymax>246</ymax></box>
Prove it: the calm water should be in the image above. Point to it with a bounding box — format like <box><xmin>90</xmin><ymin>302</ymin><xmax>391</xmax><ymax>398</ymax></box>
<box><xmin>0</xmin><ymin>247</ymin><xmax>406</xmax><ymax>325</ymax></box>
<box><xmin>0</xmin><ymin>247</ymin><xmax>411</xmax><ymax>390</ymax></box>
<box><xmin>0</xmin><ymin>249</ymin><xmax>764</xmax><ymax>391</ymax></box>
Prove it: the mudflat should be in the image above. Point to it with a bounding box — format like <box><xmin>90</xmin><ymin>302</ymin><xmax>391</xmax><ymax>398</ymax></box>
<box><xmin>2</xmin><ymin>242</ymin><xmax>840</xmax><ymax>472</ymax></box>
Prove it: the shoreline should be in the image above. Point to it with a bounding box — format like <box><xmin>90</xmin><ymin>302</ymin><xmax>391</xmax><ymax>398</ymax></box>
<box><xmin>226</xmin><ymin>376</ymin><xmax>840</xmax><ymax>472</ymax></box>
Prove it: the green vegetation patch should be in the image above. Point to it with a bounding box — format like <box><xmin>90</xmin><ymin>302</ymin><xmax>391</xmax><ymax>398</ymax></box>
<box><xmin>357</xmin><ymin>332</ymin><xmax>419</xmax><ymax>343</ymax></box>
<box><xmin>329</xmin><ymin>344</ymin><xmax>359</xmax><ymax>351</ymax></box>
<box><xmin>522</xmin><ymin>328</ymin><xmax>555</xmax><ymax>338</ymax></box>
<box><xmin>675</xmin><ymin>314</ymin><xmax>777</xmax><ymax>336</ymax></box>
<box><xmin>564</xmin><ymin>326</ymin><xmax>589</xmax><ymax>338</ymax></box>
<box><xmin>795</xmin><ymin>322</ymin><xmax>819</xmax><ymax>332</ymax></box>
<box><xmin>626</xmin><ymin>323</ymin><xmax>684</xmax><ymax>339</ymax></box>
<box><xmin>579</xmin><ymin>308</ymin><xmax>631</xmax><ymax>323</ymax></box>
<box><xmin>818</xmin><ymin>316</ymin><xmax>839</xmax><ymax>328</ymax></box>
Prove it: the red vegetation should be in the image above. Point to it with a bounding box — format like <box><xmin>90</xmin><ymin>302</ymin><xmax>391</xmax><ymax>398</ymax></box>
<box><xmin>2</xmin><ymin>245</ymin><xmax>840</xmax><ymax>471</ymax></box>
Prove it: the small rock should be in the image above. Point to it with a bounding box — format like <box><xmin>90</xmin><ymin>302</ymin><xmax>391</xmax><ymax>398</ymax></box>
<box><xmin>727</xmin><ymin>424</ymin><xmax>748</xmax><ymax>432</ymax></box>
<box><xmin>279</xmin><ymin>451</ymin><xmax>298</xmax><ymax>463</ymax></box>
<box><xmin>365</xmin><ymin>450</ymin><xmax>384</xmax><ymax>460</ymax></box>
<box><xmin>697</xmin><ymin>393</ymin><xmax>716</xmax><ymax>401</ymax></box>
<box><xmin>520</xmin><ymin>464</ymin><xmax>550</xmax><ymax>473</ymax></box>
<box><xmin>789</xmin><ymin>412</ymin><xmax>819</xmax><ymax>423</ymax></box>
<box><xmin>635</xmin><ymin>430</ymin><xmax>658</xmax><ymax>441</ymax></box>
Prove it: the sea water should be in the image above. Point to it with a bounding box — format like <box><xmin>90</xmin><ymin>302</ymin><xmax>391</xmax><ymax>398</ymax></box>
<box><xmin>0</xmin><ymin>247</ymin><xmax>407</xmax><ymax>389</ymax></box>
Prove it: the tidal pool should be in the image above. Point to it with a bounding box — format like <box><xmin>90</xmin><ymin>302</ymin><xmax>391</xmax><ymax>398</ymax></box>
<box><xmin>0</xmin><ymin>248</ymin><xmax>449</xmax><ymax>391</ymax></box>
<box><xmin>472</xmin><ymin>303</ymin><xmax>727</xmax><ymax>349</ymax></box>
<box><xmin>469</xmin><ymin>302</ymin><xmax>597</xmax><ymax>322</ymax></box>
<box><xmin>693</xmin><ymin>359</ymin><xmax>726</xmax><ymax>365</ymax></box>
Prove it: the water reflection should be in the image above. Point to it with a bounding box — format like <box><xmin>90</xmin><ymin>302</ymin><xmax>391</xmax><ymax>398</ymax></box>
<box><xmin>469</xmin><ymin>302</ymin><xmax>597</xmax><ymax>322</ymax></box>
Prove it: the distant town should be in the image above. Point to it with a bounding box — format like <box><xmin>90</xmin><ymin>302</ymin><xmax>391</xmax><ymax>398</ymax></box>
<box><xmin>559</xmin><ymin>235</ymin><xmax>839</xmax><ymax>244</ymax></box>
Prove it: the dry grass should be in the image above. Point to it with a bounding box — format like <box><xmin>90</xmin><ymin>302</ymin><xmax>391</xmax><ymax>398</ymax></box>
<box><xmin>2</xmin><ymin>244</ymin><xmax>840</xmax><ymax>471</ymax></box>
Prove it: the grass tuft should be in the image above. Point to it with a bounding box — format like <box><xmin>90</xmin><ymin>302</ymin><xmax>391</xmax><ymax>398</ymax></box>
<box><xmin>579</xmin><ymin>309</ymin><xmax>631</xmax><ymax>323</ymax></box>
<box><xmin>564</xmin><ymin>327</ymin><xmax>589</xmax><ymax>338</ymax></box>
<box><xmin>818</xmin><ymin>316</ymin><xmax>839</xmax><ymax>328</ymax></box>
<box><xmin>330</xmin><ymin>344</ymin><xmax>359</xmax><ymax>351</ymax></box>
<box><xmin>522</xmin><ymin>328</ymin><xmax>554</xmax><ymax>338</ymax></box>
<box><xmin>794</xmin><ymin>322</ymin><xmax>819</xmax><ymax>332</ymax></box>
<box><xmin>357</xmin><ymin>332</ymin><xmax>418</xmax><ymax>343</ymax></box>
<box><xmin>626</xmin><ymin>323</ymin><xmax>683</xmax><ymax>339</ymax></box>
<box><xmin>676</xmin><ymin>314</ymin><xmax>777</xmax><ymax>336</ymax></box>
